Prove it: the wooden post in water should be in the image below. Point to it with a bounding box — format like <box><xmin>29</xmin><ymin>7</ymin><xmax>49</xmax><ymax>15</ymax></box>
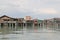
<box><xmin>23</xmin><ymin>23</ymin><xmax>24</xmax><ymax>29</ymax></box>
<box><xmin>25</xmin><ymin>23</ymin><xmax>27</xmax><ymax>28</ymax></box>
<box><xmin>40</xmin><ymin>23</ymin><xmax>42</xmax><ymax>28</ymax></box>
<box><xmin>43</xmin><ymin>22</ymin><xmax>44</xmax><ymax>29</ymax></box>
<box><xmin>39</xmin><ymin>23</ymin><xmax>41</xmax><ymax>28</ymax></box>
<box><xmin>57</xmin><ymin>24</ymin><xmax>58</xmax><ymax>29</ymax></box>
<box><xmin>56</xmin><ymin>24</ymin><xmax>58</xmax><ymax>29</ymax></box>
<box><xmin>33</xmin><ymin>23</ymin><xmax>34</xmax><ymax>30</ymax></box>
<box><xmin>8</xmin><ymin>23</ymin><xmax>10</xmax><ymax>29</ymax></box>
<box><xmin>15</xmin><ymin>23</ymin><xmax>17</xmax><ymax>30</ymax></box>
<box><xmin>11</xmin><ymin>23</ymin><xmax>13</xmax><ymax>29</ymax></box>
<box><xmin>11</xmin><ymin>23</ymin><xmax>12</xmax><ymax>29</ymax></box>
<box><xmin>0</xmin><ymin>23</ymin><xmax>1</xmax><ymax>29</ymax></box>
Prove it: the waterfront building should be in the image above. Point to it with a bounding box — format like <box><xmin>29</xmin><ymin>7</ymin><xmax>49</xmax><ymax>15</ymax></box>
<box><xmin>24</xmin><ymin>16</ymin><xmax>32</xmax><ymax>20</ymax></box>
<box><xmin>0</xmin><ymin>15</ymin><xmax>44</xmax><ymax>29</ymax></box>
<box><xmin>43</xmin><ymin>18</ymin><xmax>60</xmax><ymax>29</ymax></box>
<box><xmin>1</xmin><ymin>15</ymin><xmax>60</xmax><ymax>29</ymax></box>
<box><xmin>0</xmin><ymin>15</ymin><xmax>24</xmax><ymax>28</ymax></box>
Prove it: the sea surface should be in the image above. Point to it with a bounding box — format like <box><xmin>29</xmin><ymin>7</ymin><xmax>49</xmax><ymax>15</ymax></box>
<box><xmin>0</xmin><ymin>26</ymin><xmax>60</xmax><ymax>40</ymax></box>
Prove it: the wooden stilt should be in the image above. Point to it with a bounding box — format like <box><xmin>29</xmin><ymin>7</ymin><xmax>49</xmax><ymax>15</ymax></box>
<box><xmin>15</xmin><ymin>23</ymin><xmax>17</xmax><ymax>30</ymax></box>
<box><xmin>9</xmin><ymin>23</ymin><xmax>11</xmax><ymax>29</ymax></box>
<box><xmin>0</xmin><ymin>23</ymin><xmax>1</xmax><ymax>28</ymax></box>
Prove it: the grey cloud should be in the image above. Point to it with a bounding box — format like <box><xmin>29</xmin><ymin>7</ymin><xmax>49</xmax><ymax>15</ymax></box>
<box><xmin>0</xmin><ymin>0</ymin><xmax>60</xmax><ymax>19</ymax></box>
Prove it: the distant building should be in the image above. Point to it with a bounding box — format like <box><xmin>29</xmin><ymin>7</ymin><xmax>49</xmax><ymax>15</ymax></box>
<box><xmin>33</xmin><ymin>19</ymin><xmax>38</xmax><ymax>24</ymax></box>
<box><xmin>24</xmin><ymin>16</ymin><xmax>32</xmax><ymax>20</ymax></box>
<box><xmin>44</xmin><ymin>18</ymin><xmax>60</xmax><ymax>24</ymax></box>
<box><xmin>43</xmin><ymin>18</ymin><xmax>60</xmax><ymax>28</ymax></box>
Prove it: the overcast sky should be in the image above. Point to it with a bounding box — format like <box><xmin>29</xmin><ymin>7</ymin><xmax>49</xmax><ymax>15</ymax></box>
<box><xmin>0</xmin><ymin>0</ymin><xmax>60</xmax><ymax>19</ymax></box>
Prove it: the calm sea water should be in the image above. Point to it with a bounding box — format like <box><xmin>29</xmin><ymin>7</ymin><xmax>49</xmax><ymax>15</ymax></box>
<box><xmin>0</xmin><ymin>26</ymin><xmax>60</xmax><ymax>40</ymax></box>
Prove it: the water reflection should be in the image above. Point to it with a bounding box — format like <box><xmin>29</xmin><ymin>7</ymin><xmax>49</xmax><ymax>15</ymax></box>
<box><xmin>0</xmin><ymin>26</ymin><xmax>60</xmax><ymax>40</ymax></box>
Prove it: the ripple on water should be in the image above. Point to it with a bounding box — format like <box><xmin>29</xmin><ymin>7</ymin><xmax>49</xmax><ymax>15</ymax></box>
<box><xmin>0</xmin><ymin>28</ymin><xmax>60</xmax><ymax>40</ymax></box>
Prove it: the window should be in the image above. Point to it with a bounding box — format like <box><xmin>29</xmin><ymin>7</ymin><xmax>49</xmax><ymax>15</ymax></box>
<box><xmin>3</xmin><ymin>19</ymin><xmax>9</xmax><ymax>21</ymax></box>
